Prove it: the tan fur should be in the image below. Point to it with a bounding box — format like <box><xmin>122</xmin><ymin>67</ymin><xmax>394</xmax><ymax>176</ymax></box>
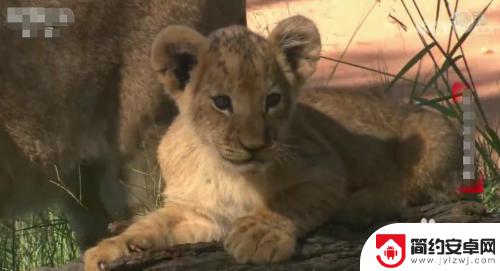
<box><xmin>84</xmin><ymin>15</ymin><xmax>461</xmax><ymax>269</ymax></box>
<box><xmin>0</xmin><ymin>0</ymin><xmax>245</xmax><ymax>249</ymax></box>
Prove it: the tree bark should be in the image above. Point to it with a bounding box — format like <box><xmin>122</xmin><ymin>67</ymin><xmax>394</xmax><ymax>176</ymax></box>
<box><xmin>39</xmin><ymin>201</ymin><xmax>500</xmax><ymax>271</ymax></box>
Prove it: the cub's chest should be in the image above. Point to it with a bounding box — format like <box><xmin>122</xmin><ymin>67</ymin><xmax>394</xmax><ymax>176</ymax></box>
<box><xmin>165</xmin><ymin>164</ymin><xmax>266</xmax><ymax>222</ymax></box>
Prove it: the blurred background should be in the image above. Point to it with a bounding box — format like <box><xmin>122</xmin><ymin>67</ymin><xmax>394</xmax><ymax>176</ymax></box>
<box><xmin>1</xmin><ymin>1</ymin><xmax>498</xmax><ymax>270</ymax></box>
<box><xmin>248</xmin><ymin>0</ymin><xmax>499</xmax><ymax>125</ymax></box>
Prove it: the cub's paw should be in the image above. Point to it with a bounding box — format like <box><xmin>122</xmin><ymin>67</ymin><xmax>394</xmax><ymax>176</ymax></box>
<box><xmin>224</xmin><ymin>216</ymin><xmax>296</xmax><ymax>264</ymax></box>
<box><xmin>84</xmin><ymin>233</ymin><xmax>158</xmax><ymax>271</ymax></box>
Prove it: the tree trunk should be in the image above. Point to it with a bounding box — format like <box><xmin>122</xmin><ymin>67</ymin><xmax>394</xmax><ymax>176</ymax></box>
<box><xmin>39</xmin><ymin>201</ymin><xmax>500</xmax><ymax>271</ymax></box>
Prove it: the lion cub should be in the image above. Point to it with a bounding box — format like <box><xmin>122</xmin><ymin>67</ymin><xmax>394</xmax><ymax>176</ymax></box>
<box><xmin>84</xmin><ymin>16</ymin><xmax>460</xmax><ymax>269</ymax></box>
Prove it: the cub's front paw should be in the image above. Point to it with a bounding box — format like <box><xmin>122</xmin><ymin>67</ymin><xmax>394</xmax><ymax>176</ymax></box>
<box><xmin>84</xmin><ymin>233</ymin><xmax>158</xmax><ymax>271</ymax></box>
<box><xmin>224</xmin><ymin>216</ymin><xmax>296</xmax><ymax>264</ymax></box>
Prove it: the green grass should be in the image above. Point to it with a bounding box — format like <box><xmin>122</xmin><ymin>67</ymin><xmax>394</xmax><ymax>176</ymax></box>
<box><xmin>390</xmin><ymin>0</ymin><xmax>500</xmax><ymax>211</ymax></box>
<box><xmin>323</xmin><ymin>0</ymin><xmax>499</xmax><ymax>210</ymax></box>
<box><xmin>0</xmin><ymin>209</ymin><xmax>79</xmax><ymax>271</ymax></box>
<box><xmin>1</xmin><ymin>0</ymin><xmax>499</xmax><ymax>270</ymax></box>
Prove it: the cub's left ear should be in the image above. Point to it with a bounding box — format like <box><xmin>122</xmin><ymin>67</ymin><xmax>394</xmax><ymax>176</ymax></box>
<box><xmin>269</xmin><ymin>15</ymin><xmax>321</xmax><ymax>87</ymax></box>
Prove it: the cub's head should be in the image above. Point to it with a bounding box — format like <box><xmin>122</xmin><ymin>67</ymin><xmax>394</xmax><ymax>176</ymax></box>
<box><xmin>151</xmin><ymin>16</ymin><xmax>321</xmax><ymax>173</ymax></box>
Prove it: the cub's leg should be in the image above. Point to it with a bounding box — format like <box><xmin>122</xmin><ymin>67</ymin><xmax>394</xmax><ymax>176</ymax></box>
<box><xmin>398</xmin><ymin>110</ymin><xmax>461</xmax><ymax>205</ymax></box>
<box><xmin>224</xmin><ymin>181</ymin><xmax>342</xmax><ymax>264</ymax></box>
<box><xmin>84</xmin><ymin>204</ymin><xmax>220</xmax><ymax>271</ymax></box>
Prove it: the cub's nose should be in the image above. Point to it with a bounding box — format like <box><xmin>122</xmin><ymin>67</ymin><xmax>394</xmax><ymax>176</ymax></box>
<box><xmin>237</xmin><ymin>116</ymin><xmax>270</xmax><ymax>153</ymax></box>
<box><xmin>238</xmin><ymin>128</ymin><xmax>271</xmax><ymax>153</ymax></box>
<box><xmin>239</xmin><ymin>136</ymin><xmax>268</xmax><ymax>152</ymax></box>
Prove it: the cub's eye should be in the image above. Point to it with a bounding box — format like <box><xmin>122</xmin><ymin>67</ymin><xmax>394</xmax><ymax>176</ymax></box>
<box><xmin>265</xmin><ymin>93</ymin><xmax>281</xmax><ymax>111</ymax></box>
<box><xmin>212</xmin><ymin>95</ymin><xmax>232</xmax><ymax>111</ymax></box>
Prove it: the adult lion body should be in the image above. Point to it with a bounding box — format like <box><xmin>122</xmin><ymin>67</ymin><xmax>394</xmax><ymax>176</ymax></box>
<box><xmin>0</xmin><ymin>0</ymin><xmax>245</xmax><ymax>249</ymax></box>
<box><xmin>85</xmin><ymin>16</ymin><xmax>461</xmax><ymax>268</ymax></box>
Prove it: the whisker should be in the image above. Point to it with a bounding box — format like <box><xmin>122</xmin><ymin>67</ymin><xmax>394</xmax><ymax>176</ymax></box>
<box><xmin>272</xmin><ymin>141</ymin><xmax>300</xmax><ymax>166</ymax></box>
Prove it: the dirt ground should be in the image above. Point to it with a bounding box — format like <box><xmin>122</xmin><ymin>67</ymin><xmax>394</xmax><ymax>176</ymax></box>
<box><xmin>247</xmin><ymin>0</ymin><xmax>500</xmax><ymax>126</ymax></box>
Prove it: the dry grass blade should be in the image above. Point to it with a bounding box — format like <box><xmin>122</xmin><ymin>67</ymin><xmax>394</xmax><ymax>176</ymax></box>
<box><xmin>442</xmin><ymin>0</ymin><xmax>493</xmax><ymax>127</ymax></box>
<box><xmin>385</xmin><ymin>42</ymin><xmax>436</xmax><ymax>92</ymax></box>
<box><xmin>325</xmin><ymin>0</ymin><xmax>379</xmax><ymax>84</ymax></box>
<box><xmin>320</xmin><ymin>55</ymin><xmax>433</xmax><ymax>90</ymax></box>
<box><xmin>400</xmin><ymin>0</ymin><xmax>458</xmax><ymax>115</ymax></box>
<box><xmin>411</xmin><ymin>0</ymin><xmax>492</xmax><ymax>124</ymax></box>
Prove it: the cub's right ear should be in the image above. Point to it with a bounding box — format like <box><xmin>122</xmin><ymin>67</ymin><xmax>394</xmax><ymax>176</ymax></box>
<box><xmin>151</xmin><ymin>26</ymin><xmax>208</xmax><ymax>97</ymax></box>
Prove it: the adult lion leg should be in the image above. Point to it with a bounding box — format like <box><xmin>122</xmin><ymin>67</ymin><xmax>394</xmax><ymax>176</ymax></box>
<box><xmin>94</xmin><ymin>157</ymin><xmax>130</xmax><ymax>222</ymax></box>
<box><xmin>84</xmin><ymin>204</ymin><xmax>220</xmax><ymax>271</ymax></box>
<box><xmin>61</xmin><ymin>195</ymin><xmax>109</xmax><ymax>251</ymax></box>
<box><xmin>59</xmin><ymin>163</ymin><xmax>112</xmax><ymax>250</ymax></box>
<box><xmin>61</xmin><ymin>153</ymin><xmax>130</xmax><ymax>250</ymax></box>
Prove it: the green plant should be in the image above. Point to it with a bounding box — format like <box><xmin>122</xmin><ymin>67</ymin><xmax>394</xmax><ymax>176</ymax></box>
<box><xmin>322</xmin><ymin>0</ymin><xmax>499</xmax><ymax>210</ymax></box>
<box><xmin>1</xmin><ymin>1</ymin><xmax>498</xmax><ymax>270</ymax></box>
<box><xmin>0</xmin><ymin>209</ymin><xmax>79</xmax><ymax>271</ymax></box>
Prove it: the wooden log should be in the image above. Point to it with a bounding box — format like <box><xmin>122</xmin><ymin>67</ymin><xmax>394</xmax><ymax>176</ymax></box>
<box><xmin>39</xmin><ymin>201</ymin><xmax>499</xmax><ymax>271</ymax></box>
